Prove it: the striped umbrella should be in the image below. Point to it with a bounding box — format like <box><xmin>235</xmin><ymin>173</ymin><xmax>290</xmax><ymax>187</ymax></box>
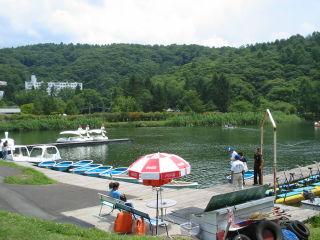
<box><xmin>128</xmin><ymin>152</ymin><xmax>191</xmax><ymax>185</ymax></box>
<box><xmin>128</xmin><ymin>152</ymin><xmax>191</xmax><ymax>234</ymax></box>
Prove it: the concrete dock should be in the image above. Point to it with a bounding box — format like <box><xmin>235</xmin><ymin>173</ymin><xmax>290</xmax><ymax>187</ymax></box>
<box><xmin>3</xmin><ymin>162</ymin><xmax>320</xmax><ymax>237</ymax></box>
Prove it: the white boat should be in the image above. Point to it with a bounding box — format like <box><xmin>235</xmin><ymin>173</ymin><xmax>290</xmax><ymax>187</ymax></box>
<box><xmin>301</xmin><ymin>198</ymin><xmax>320</xmax><ymax>211</ymax></box>
<box><xmin>56</xmin><ymin>130</ymin><xmax>93</xmax><ymax>143</ymax></box>
<box><xmin>6</xmin><ymin>145</ymin><xmax>31</xmax><ymax>162</ymax></box>
<box><xmin>88</xmin><ymin>129</ymin><xmax>108</xmax><ymax>140</ymax></box>
<box><xmin>28</xmin><ymin>145</ymin><xmax>61</xmax><ymax>163</ymax></box>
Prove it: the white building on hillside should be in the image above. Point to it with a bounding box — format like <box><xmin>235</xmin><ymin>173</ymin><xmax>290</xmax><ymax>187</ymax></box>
<box><xmin>25</xmin><ymin>75</ymin><xmax>83</xmax><ymax>94</ymax></box>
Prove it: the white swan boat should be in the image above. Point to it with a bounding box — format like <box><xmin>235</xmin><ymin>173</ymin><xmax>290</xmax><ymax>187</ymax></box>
<box><xmin>6</xmin><ymin>144</ymin><xmax>61</xmax><ymax>163</ymax></box>
<box><xmin>56</xmin><ymin>130</ymin><xmax>93</xmax><ymax>143</ymax></box>
<box><xmin>28</xmin><ymin>145</ymin><xmax>61</xmax><ymax>163</ymax></box>
<box><xmin>6</xmin><ymin>145</ymin><xmax>31</xmax><ymax>162</ymax></box>
<box><xmin>88</xmin><ymin>129</ymin><xmax>108</xmax><ymax>140</ymax></box>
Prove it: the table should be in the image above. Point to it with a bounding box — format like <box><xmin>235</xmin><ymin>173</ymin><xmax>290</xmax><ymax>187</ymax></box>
<box><xmin>146</xmin><ymin>198</ymin><xmax>177</xmax><ymax>221</ymax></box>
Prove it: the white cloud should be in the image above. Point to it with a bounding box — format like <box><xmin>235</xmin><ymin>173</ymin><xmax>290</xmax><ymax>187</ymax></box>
<box><xmin>0</xmin><ymin>0</ymin><xmax>319</xmax><ymax>48</ymax></box>
<box><xmin>300</xmin><ymin>23</ymin><xmax>318</xmax><ymax>35</ymax></box>
<box><xmin>271</xmin><ymin>32</ymin><xmax>291</xmax><ymax>41</ymax></box>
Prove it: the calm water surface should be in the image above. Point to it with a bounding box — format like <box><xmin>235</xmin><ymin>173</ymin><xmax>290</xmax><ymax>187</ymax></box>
<box><xmin>7</xmin><ymin>122</ymin><xmax>320</xmax><ymax>188</ymax></box>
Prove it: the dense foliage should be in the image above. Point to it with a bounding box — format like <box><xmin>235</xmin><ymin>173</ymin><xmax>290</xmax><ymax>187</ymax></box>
<box><xmin>1</xmin><ymin>32</ymin><xmax>320</xmax><ymax>118</ymax></box>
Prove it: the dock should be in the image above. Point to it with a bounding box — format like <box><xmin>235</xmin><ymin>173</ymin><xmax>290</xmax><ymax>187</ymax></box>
<box><xmin>14</xmin><ymin>162</ymin><xmax>320</xmax><ymax>236</ymax></box>
<box><xmin>26</xmin><ymin>138</ymin><xmax>132</xmax><ymax>148</ymax></box>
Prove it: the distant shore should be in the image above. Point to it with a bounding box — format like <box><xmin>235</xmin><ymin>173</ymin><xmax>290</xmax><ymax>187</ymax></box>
<box><xmin>0</xmin><ymin>111</ymin><xmax>302</xmax><ymax>131</ymax></box>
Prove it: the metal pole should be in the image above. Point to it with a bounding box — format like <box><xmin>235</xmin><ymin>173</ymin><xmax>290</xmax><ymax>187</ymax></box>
<box><xmin>273</xmin><ymin>129</ymin><xmax>277</xmax><ymax>198</ymax></box>
<box><xmin>260</xmin><ymin>125</ymin><xmax>264</xmax><ymax>184</ymax></box>
<box><xmin>156</xmin><ymin>188</ymin><xmax>159</xmax><ymax>235</ymax></box>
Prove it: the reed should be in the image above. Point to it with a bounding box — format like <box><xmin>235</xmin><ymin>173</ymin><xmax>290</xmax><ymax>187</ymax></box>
<box><xmin>165</xmin><ymin>111</ymin><xmax>302</xmax><ymax>127</ymax></box>
<box><xmin>0</xmin><ymin>111</ymin><xmax>301</xmax><ymax>131</ymax></box>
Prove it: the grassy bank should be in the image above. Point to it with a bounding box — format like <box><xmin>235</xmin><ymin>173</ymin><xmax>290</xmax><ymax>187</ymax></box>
<box><xmin>0</xmin><ymin>210</ymin><xmax>167</xmax><ymax>240</ymax></box>
<box><xmin>0</xmin><ymin>160</ymin><xmax>57</xmax><ymax>185</ymax></box>
<box><xmin>0</xmin><ymin>209</ymin><xmax>319</xmax><ymax>240</ymax></box>
<box><xmin>306</xmin><ymin>216</ymin><xmax>320</xmax><ymax>240</ymax></box>
<box><xmin>0</xmin><ymin>111</ymin><xmax>302</xmax><ymax>131</ymax></box>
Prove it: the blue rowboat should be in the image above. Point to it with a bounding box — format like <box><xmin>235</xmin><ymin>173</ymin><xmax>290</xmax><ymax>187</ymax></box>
<box><xmin>70</xmin><ymin>160</ymin><xmax>93</xmax><ymax>169</ymax></box>
<box><xmin>38</xmin><ymin>160</ymin><xmax>56</xmax><ymax>169</ymax></box>
<box><xmin>99</xmin><ymin>167</ymin><xmax>128</xmax><ymax>179</ymax></box>
<box><xmin>107</xmin><ymin>173</ymin><xmax>140</xmax><ymax>183</ymax></box>
<box><xmin>53</xmin><ymin>161</ymin><xmax>74</xmax><ymax>172</ymax></box>
<box><xmin>292</xmin><ymin>186</ymin><xmax>315</xmax><ymax>192</ymax></box>
<box><xmin>84</xmin><ymin>166</ymin><xmax>113</xmax><ymax>177</ymax></box>
<box><xmin>70</xmin><ymin>164</ymin><xmax>102</xmax><ymax>175</ymax></box>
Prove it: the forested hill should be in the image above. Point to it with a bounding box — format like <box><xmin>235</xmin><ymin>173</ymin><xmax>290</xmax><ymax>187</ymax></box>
<box><xmin>0</xmin><ymin>32</ymin><xmax>320</xmax><ymax>117</ymax></box>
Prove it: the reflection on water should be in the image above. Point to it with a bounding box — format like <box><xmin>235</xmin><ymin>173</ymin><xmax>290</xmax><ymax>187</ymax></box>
<box><xmin>6</xmin><ymin>122</ymin><xmax>320</xmax><ymax>188</ymax></box>
<box><xmin>61</xmin><ymin>145</ymin><xmax>109</xmax><ymax>164</ymax></box>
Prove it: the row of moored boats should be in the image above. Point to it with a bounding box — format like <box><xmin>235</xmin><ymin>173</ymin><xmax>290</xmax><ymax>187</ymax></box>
<box><xmin>37</xmin><ymin>160</ymin><xmax>199</xmax><ymax>189</ymax></box>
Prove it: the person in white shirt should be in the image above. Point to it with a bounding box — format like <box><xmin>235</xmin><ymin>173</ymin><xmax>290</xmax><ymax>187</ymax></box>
<box><xmin>231</xmin><ymin>155</ymin><xmax>245</xmax><ymax>190</ymax></box>
<box><xmin>227</xmin><ymin>147</ymin><xmax>238</xmax><ymax>182</ymax></box>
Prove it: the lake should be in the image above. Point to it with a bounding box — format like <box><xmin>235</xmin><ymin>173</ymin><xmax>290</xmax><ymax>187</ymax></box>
<box><xmin>6</xmin><ymin>122</ymin><xmax>320</xmax><ymax>188</ymax></box>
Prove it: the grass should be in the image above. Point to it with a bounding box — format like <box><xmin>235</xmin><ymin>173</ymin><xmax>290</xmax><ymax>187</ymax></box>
<box><xmin>0</xmin><ymin>210</ymin><xmax>169</xmax><ymax>240</ymax></box>
<box><xmin>0</xmin><ymin>160</ymin><xmax>57</xmax><ymax>185</ymax></box>
<box><xmin>306</xmin><ymin>216</ymin><xmax>320</xmax><ymax>240</ymax></box>
<box><xmin>0</xmin><ymin>111</ymin><xmax>302</xmax><ymax>131</ymax></box>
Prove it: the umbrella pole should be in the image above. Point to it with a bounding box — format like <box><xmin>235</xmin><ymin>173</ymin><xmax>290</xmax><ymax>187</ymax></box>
<box><xmin>156</xmin><ymin>189</ymin><xmax>159</xmax><ymax>235</ymax></box>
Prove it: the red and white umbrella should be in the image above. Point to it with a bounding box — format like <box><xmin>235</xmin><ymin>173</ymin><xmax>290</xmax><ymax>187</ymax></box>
<box><xmin>128</xmin><ymin>152</ymin><xmax>191</xmax><ymax>234</ymax></box>
<box><xmin>128</xmin><ymin>152</ymin><xmax>191</xmax><ymax>182</ymax></box>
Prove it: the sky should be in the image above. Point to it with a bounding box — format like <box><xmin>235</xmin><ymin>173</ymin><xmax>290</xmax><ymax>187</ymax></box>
<box><xmin>0</xmin><ymin>0</ymin><xmax>319</xmax><ymax>49</ymax></box>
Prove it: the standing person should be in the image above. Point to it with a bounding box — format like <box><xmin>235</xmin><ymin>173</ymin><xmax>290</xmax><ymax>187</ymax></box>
<box><xmin>253</xmin><ymin>147</ymin><xmax>263</xmax><ymax>185</ymax></box>
<box><xmin>227</xmin><ymin>147</ymin><xmax>238</xmax><ymax>183</ymax></box>
<box><xmin>238</xmin><ymin>152</ymin><xmax>249</xmax><ymax>185</ymax></box>
<box><xmin>85</xmin><ymin>124</ymin><xmax>90</xmax><ymax>138</ymax></box>
<box><xmin>77</xmin><ymin>124</ymin><xmax>83</xmax><ymax>133</ymax></box>
<box><xmin>108</xmin><ymin>182</ymin><xmax>133</xmax><ymax>207</ymax></box>
<box><xmin>238</xmin><ymin>152</ymin><xmax>249</xmax><ymax>172</ymax></box>
<box><xmin>231</xmin><ymin>155</ymin><xmax>245</xmax><ymax>190</ymax></box>
<box><xmin>227</xmin><ymin>147</ymin><xmax>238</xmax><ymax>161</ymax></box>
<box><xmin>101</xmin><ymin>124</ymin><xmax>106</xmax><ymax>137</ymax></box>
<box><xmin>2</xmin><ymin>140</ymin><xmax>8</xmax><ymax>160</ymax></box>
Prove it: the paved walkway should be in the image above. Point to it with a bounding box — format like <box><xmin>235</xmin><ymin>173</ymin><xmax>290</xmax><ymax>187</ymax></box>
<box><xmin>1</xmin><ymin>162</ymin><xmax>320</xmax><ymax>237</ymax></box>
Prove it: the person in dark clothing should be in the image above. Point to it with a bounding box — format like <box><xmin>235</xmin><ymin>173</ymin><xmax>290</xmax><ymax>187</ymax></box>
<box><xmin>253</xmin><ymin>147</ymin><xmax>263</xmax><ymax>185</ymax></box>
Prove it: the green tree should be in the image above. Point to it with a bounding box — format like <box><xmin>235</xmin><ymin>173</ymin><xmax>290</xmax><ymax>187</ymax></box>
<box><xmin>65</xmin><ymin>100</ymin><xmax>79</xmax><ymax>115</ymax></box>
<box><xmin>20</xmin><ymin>103</ymin><xmax>35</xmax><ymax>114</ymax></box>
<box><xmin>180</xmin><ymin>90</ymin><xmax>204</xmax><ymax>112</ymax></box>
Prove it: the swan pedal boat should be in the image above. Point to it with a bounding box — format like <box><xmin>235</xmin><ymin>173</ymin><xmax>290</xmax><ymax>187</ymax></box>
<box><xmin>88</xmin><ymin>129</ymin><xmax>108</xmax><ymax>140</ymax></box>
<box><xmin>56</xmin><ymin>131</ymin><xmax>93</xmax><ymax>143</ymax></box>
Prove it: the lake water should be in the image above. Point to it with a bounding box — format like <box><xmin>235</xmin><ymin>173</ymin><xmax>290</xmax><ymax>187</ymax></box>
<box><xmin>6</xmin><ymin>122</ymin><xmax>320</xmax><ymax>188</ymax></box>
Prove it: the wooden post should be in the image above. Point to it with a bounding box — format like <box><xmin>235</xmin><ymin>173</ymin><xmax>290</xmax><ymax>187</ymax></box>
<box><xmin>260</xmin><ymin>109</ymin><xmax>277</xmax><ymax>197</ymax></box>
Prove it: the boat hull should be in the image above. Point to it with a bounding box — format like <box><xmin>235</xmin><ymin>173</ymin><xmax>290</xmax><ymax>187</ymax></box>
<box><xmin>276</xmin><ymin>186</ymin><xmax>320</xmax><ymax>204</ymax></box>
<box><xmin>301</xmin><ymin>198</ymin><xmax>320</xmax><ymax>211</ymax></box>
